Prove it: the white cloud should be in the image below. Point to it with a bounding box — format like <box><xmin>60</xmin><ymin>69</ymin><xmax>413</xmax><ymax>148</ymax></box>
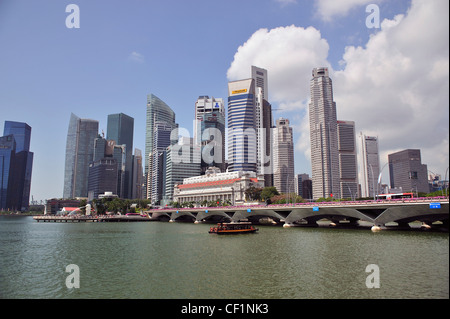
<box><xmin>274</xmin><ymin>0</ymin><xmax>298</xmax><ymax>7</ymax></box>
<box><xmin>128</xmin><ymin>51</ymin><xmax>145</xmax><ymax>63</ymax></box>
<box><xmin>334</xmin><ymin>0</ymin><xmax>449</xmax><ymax>175</ymax></box>
<box><xmin>227</xmin><ymin>0</ymin><xmax>449</xmax><ymax>179</ymax></box>
<box><xmin>227</xmin><ymin>25</ymin><xmax>330</xmax><ymax>109</ymax></box>
<box><xmin>315</xmin><ymin>0</ymin><xmax>383</xmax><ymax>22</ymax></box>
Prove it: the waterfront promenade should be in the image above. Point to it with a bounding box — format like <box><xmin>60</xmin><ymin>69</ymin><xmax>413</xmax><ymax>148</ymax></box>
<box><xmin>33</xmin><ymin>214</ymin><xmax>151</xmax><ymax>223</ymax></box>
<box><xmin>33</xmin><ymin>196</ymin><xmax>449</xmax><ymax>231</ymax></box>
<box><xmin>147</xmin><ymin>196</ymin><xmax>449</xmax><ymax>230</ymax></box>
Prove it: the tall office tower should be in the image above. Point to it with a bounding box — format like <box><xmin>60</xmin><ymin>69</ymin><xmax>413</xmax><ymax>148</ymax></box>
<box><xmin>148</xmin><ymin>121</ymin><xmax>172</xmax><ymax>204</ymax></box>
<box><xmin>3</xmin><ymin>121</ymin><xmax>33</xmax><ymax>211</ymax></box>
<box><xmin>145</xmin><ymin>94</ymin><xmax>177</xmax><ymax>198</ymax></box>
<box><xmin>64</xmin><ymin>113</ymin><xmax>99</xmax><ymax>199</ymax></box>
<box><xmin>228</xmin><ymin>78</ymin><xmax>257</xmax><ymax>173</ymax></box>
<box><xmin>0</xmin><ymin>135</ymin><xmax>15</xmax><ymax>210</ymax></box>
<box><xmin>273</xmin><ymin>118</ymin><xmax>294</xmax><ymax>194</ymax></box>
<box><xmin>194</xmin><ymin>96</ymin><xmax>225</xmax><ymax>174</ymax></box>
<box><xmin>164</xmin><ymin>137</ymin><xmax>201</xmax><ymax>204</ymax></box>
<box><xmin>252</xmin><ymin>66</ymin><xmax>273</xmax><ymax>187</ymax></box>
<box><xmin>337</xmin><ymin>121</ymin><xmax>358</xmax><ymax>199</ymax></box>
<box><xmin>309</xmin><ymin>67</ymin><xmax>340</xmax><ymax>199</ymax></box>
<box><xmin>295</xmin><ymin>173</ymin><xmax>310</xmax><ymax>198</ymax></box>
<box><xmin>388</xmin><ymin>149</ymin><xmax>429</xmax><ymax>194</ymax></box>
<box><xmin>252</xmin><ymin>66</ymin><xmax>268</xmax><ymax>100</ymax></box>
<box><xmin>359</xmin><ymin>134</ymin><xmax>380</xmax><ymax>198</ymax></box>
<box><xmin>255</xmin><ymin>87</ymin><xmax>273</xmax><ymax>187</ymax></box>
<box><xmin>88</xmin><ymin>136</ymin><xmax>126</xmax><ymax>200</ymax></box>
<box><xmin>131</xmin><ymin>148</ymin><xmax>143</xmax><ymax>200</ymax></box>
<box><xmin>145</xmin><ymin>94</ymin><xmax>177</xmax><ymax>173</ymax></box>
<box><xmin>107</xmin><ymin>113</ymin><xmax>134</xmax><ymax>199</ymax></box>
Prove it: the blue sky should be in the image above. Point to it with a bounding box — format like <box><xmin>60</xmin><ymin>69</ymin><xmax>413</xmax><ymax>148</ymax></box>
<box><xmin>1</xmin><ymin>0</ymin><xmax>448</xmax><ymax>202</ymax></box>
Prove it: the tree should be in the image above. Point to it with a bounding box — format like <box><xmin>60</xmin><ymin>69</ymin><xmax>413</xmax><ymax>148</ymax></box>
<box><xmin>261</xmin><ymin>187</ymin><xmax>279</xmax><ymax>200</ymax></box>
<box><xmin>245</xmin><ymin>186</ymin><xmax>262</xmax><ymax>201</ymax></box>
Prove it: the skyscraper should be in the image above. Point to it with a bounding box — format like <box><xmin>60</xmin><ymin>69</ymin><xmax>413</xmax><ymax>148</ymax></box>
<box><xmin>273</xmin><ymin>118</ymin><xmax>294</xmax><ymax>194</ymax></box>
<box><xmin>149</xmin><ymin>121</ymin><xmax>172</xmax><ymax>204</ymax></box>
<box><xmin>252</xmin><ymin>66</ymin><xmax>273</xmax><ymax>187</ymax></box>
<box><xmin>88</xmin><ymin>136</ymin><xmax>123</xmax><ymax>201</ymax></box>
<box><xmin>107</xmin><ymin>113</ymin><xmax>134</xmax><ymax>198</ymax></box>
<box><xmin>251</xmin><ymin>66</ymin><xmax>268</xmax><ymax>101</ymax></box>
<box><xmin>227</xmin><ymin>78</ymin><xmax>257</xmax><ymax>173</ymax></box>
<box><xmin>194</xmin><ymin>96</ymin><xmax>225</xmax><ymax>173</ymax></box>
<box><xmin>2</xmin><ymin>121</ymin><xmax>33</xmax><ymax>211</ymax></box>
<box><xmin>145</xmin><ymin>94</ymin><xmax>177</xmax><ymax>174</ymax></box>
<box><xmin>64</xmin><ymin>113</ymin><xmax>99</xmax><ymax>199</ymax></box>
<box><xmin>359</xmin><ymin>134</ymin><xmax>380</xmax><ymax>198</ymax></box>
<box><xmin>309</xmin><ymin>67</ymin><xmax>340</xmax><ymax>200</ymax></box>
<box><xmin>131</xmin><ymin>148</ymin><xmax>143</xmax><ymax>200</ymax></box>
<box><xmin>337</xmin><ymin>120</ymin><xmax>358</xmax><ymax>199</ymax></box>
<box><xmin>145</xmin><ymin>94</ymin><xmax>177</xmax><ymax>199</ymax></box>
<box><xmin>164</xmin><ymin>137</ymin><xmax>201</xmax><ymax>204</ymax></box>
<box><xmin>388</xmin><ymin>149</ymin><xmax>429</xmax><ymax>194</ymax></box>
<box><xmin>0</xmin><ymin>135</ymin><xmax>15</xmax><ymax>210</ymax></box>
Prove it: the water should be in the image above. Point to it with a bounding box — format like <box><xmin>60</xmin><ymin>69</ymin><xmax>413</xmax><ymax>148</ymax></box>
<box><xmin>0</xmin><ymin>216</ymin><xmax>448</xmax><ymax>299</ymax></box>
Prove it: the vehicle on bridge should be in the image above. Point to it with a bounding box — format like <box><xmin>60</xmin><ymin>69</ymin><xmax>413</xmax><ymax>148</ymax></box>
<box><xmin>209</xmin><ymin>222</ymin><xmax>258</xmax><ymax>235</ymax></box>
<box><xmin>376</xmin><ymin>192</ymin><xmax>414</xmax><ymax>200</ymax></box>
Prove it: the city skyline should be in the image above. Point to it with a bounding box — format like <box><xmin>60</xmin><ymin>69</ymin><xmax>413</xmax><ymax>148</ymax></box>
<box><xmin>0</xmin><ymin>0</ymin><xmax>448</xmax><ymax>201</ymax></box>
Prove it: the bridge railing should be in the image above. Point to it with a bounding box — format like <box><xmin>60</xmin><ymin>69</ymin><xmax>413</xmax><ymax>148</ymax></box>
<box><xmin>146</xmin><ymin>196</ymin><xmax>448</xmax><ymax>212</ymax></box>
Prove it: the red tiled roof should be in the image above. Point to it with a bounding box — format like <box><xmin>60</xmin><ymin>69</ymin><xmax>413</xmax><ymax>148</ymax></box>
<box><xmin>177</xmin><ymin>178</ymin><xmax>258</xmax><ymax>189</ymax></box>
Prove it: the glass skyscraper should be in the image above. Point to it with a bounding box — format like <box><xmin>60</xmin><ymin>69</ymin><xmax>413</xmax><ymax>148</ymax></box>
<box><xmin>0</xmin><ymin>135</ymin><xmax>15</xmax><ymax>210</ymax></box>
<box><xmin>107</xmin><ymin>113</ymin><xmax>134</xmax><ymax>198</ymax></box>
<box><xmin>145</xmin><ymin>94</ymin><xmax>177</xmax><ymax>175</ymax></box>
<box><xmin>194</xmin><ymin>96</ymin><xmax>225</xmax><ymax>174</ymax></box>
<box><xmin>64</xmin><ymin>113</ymin><xmax>99</xmax><ymax>199</ymax></box>
<box><xmin>227</xmin><ymin>78</ymin><xmax>257</xmax><ymax>172</ymax></box>
<box><xmin>1</xmin><ymin>121</ymin><xmax>33</xmax><ymax>211</ymax></box>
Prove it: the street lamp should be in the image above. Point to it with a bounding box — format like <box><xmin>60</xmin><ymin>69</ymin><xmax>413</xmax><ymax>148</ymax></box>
<box><xmin>445</xmin><ymin>167</ymin><xmax>449</xmax><ymax>198</ymax></box>
<box><xmin>377</xmin><ymin>162</ymin><xmax>389</xmax><ymax>198</ymax></box>
<box><xmin>369</xmin><ymin>164</ymin><xmax>376</xmax><ymax>201</ymax></box>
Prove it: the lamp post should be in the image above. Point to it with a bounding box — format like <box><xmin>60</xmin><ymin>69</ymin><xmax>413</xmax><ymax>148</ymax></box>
<box><xmin>369</xmin><ymin>164</ymin><xmax>376</xmax><ymax>201</ymax></box>
<box><xmin>445</xmin><ymin>167</ymin><xmax>449</xmax><ymax>198</ymax></box>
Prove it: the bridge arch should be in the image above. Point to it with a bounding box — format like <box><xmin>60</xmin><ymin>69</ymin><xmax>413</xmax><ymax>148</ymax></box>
<box><xmin>374</xmin><ymin>203</ymin><xmax>449</xmax><ymax>226</ymax></box>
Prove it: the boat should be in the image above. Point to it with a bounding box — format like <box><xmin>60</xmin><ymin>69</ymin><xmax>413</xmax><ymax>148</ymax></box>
<box><xmin>209</xmin><ymin>222</ymin><xmax>258</xmax><ymax>235</ymax></box>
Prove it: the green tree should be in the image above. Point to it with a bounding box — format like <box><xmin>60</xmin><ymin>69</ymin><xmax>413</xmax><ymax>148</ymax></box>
<box><xmin>261</xmin><ymin>187</ymin><xmax>279</xmax><ymax>201</ymax></box>
<box><xmin>245</xmin><ymin>186</ymin><xmax>262</xmax><ymax>201</ymax></box>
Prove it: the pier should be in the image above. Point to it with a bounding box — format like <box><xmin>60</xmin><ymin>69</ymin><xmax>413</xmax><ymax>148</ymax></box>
<box><xmin>33</xmin><ymin>215</ymin><xmax>152</xmax><ymax>223</ymax></box>
<box><xmin>32</xmin><ymin>197</ymin><xmax>449</xmax><ymax>231</ymax></box>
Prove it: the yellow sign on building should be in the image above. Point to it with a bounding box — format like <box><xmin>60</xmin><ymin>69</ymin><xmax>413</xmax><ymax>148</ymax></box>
<box><xmin>231</xmin><ymin>89</ymin><xmax>247</xmax><ymax>95</ymax></box>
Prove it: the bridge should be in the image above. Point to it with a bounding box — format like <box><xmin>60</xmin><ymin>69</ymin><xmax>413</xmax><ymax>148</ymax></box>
<box><xmin>147</xmin><ymin>197</ymin><xmax>449</xmax><ymax>230</ymax></box>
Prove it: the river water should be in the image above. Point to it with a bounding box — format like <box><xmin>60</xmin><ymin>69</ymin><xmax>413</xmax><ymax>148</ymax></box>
<box><xmin>0</xmin><ymin>216</ymin><xmax>448</xmax><ymax>299</ymax></box>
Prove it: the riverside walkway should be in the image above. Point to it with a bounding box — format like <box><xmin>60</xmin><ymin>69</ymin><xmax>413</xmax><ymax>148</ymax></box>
<box><xmin>147</xmin><ymin>196</ymin><xmax>449</xmax><ymax>230</ymax></box>
<box><xmin>33</xmin><ymin>214</ymin><xmax>151</xmax><ymax>222</ymax></box>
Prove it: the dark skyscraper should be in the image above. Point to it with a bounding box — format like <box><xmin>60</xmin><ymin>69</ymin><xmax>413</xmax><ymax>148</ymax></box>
<box><xmin>1</xmin><ymin>121</ymin><xmax>34</xmax><ymax>211</ymax></box>
<box><xmin>107</xmin><ymin>113</ymin><xmax>134</xmax><ymax>198</ymax></box>
<box><xmin>388</xmin><ymin>149</ymin><xmax>429</xmax><ymax>194</ymax></box>
<box><xmin>0</xmin><ymin>135</ymin><xmax>16</xmax><ymax>210</ymax></box>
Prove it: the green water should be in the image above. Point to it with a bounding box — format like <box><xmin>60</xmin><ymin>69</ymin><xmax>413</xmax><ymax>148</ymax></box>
<box><xmin>0</xmin><ymin>216</ymin><xmax>448</xmax><ymax>299</ymax></box>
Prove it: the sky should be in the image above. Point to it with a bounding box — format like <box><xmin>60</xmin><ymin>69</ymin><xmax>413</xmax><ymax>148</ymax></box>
<box><xmin>0</xmin><ymin>0</ymin><xmax>448</xmax><ymax>202</ymax></box>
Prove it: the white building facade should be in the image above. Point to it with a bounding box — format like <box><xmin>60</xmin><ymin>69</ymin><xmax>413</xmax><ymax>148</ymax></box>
<box><xmin>173</xmin><ymin>167</ymin><xmax>264</xmax><ymax>205</ymax></box>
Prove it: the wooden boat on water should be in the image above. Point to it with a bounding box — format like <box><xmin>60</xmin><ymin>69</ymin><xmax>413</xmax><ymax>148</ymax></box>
<box><xmin>209</xmin><ymin>222</ymin><xmax>258</xmax><ymax>235</ymax></box>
